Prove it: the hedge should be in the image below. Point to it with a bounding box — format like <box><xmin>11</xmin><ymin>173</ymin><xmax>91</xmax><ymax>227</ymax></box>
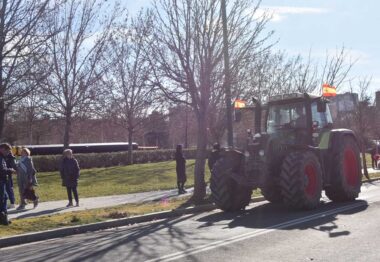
<box><xmin>32</xmin><ymin>149</ymin><xmax>198</xmax><ymax>172</ymax></box>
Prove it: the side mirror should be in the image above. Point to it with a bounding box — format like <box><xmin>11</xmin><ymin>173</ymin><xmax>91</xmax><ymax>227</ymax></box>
<box><xmin>317</xmin><ymin>100</ymin><xmax>326</xmax><ymax>113</ymax></box>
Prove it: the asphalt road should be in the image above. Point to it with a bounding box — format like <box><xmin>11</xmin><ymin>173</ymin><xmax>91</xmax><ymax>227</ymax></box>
<box><xmin>2</xmin><ymin>181</ymin><xmax>380</xmax><ymax>262</ymax></box>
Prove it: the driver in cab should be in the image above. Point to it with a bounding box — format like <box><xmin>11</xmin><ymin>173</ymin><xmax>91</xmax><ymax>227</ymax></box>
<box><xmin>292</xmin><ymin>105</ymin><xmax>307</xmax><ymax>128</ymax></box>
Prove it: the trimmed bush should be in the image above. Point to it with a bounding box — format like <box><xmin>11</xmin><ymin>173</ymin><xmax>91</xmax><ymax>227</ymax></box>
<box><xmin>32</xmin><ymin>148</ymin><xmax>198</xmax><ymax>172</ymax></box>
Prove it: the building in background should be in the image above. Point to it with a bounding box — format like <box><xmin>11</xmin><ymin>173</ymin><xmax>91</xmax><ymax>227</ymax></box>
<box><xmin>328</xmin><ymin>92</ymin><xmax>359</xmax><ymax>120</ymax></box>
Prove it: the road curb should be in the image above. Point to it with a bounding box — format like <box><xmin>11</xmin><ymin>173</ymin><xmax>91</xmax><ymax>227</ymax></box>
<box><xmin>363</xmin><ymin>177</ymin><xmax>380</xmax><ymax>183</ymax></box>
<box><xmin>0</xmin><ymin>197</ymin><xmax>265</xmax><ymax>248</ymax></box>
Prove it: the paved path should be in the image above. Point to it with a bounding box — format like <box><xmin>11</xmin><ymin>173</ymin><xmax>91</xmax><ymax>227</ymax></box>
<box><xmin>367</xmin><ymin>167</ymin><xmax>379</xmax><ymax>174</ymax></box>
<box><xmin>7</xmin><ymin>188</ymin><xmax>195</xmax><ymax>220</ymax></box>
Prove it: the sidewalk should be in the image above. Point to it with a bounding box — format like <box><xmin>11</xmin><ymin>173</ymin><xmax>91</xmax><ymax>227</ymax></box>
<box><xmin>8</xmin><ymin>188</ymin><xmax>195</xmax><ymax>220</ymax></box>
<box><xmin>366</xmin><ymin>167</ymin><xmax>379</xmax><ymax>174</ymax></box>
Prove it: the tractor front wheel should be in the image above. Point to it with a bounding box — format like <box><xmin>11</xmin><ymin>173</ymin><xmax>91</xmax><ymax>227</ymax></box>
<box><xmin>280</xmin><ymin>151</ymin><xmax>323</xmax><ymax>210</ymax></box>
<box><xmin>210</xmin><ymin>158</ymin><xmax>252</xmax><ymax>212</ymax></box>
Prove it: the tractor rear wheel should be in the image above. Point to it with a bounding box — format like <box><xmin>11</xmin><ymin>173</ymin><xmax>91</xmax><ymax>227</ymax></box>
<box><xmin>280</xmin><ymin>151</ymin><xmax>323</xmax><ymax>210</ymax></box>
<box><xmin>325</xmin><ymin>136</ymin><xmax>362</xmax><ymax>202</ymax></box>
<box><xmin>210</xmin><ymin>159</ymin><xmax>252</xmax><ymax>212</ymax></box>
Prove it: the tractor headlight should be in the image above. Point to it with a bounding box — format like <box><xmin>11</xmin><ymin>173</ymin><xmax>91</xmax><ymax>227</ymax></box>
<box><xmin>259</xmin><ymin>150</ymin><xmax>265</xmax><ymax>157</ymax></box>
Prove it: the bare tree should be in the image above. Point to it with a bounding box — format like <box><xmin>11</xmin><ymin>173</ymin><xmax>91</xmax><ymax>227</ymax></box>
<box><xmin>321</xmin><ymin>46</ymin><xmax>356</xmax><ymax>90</ymax></box>
<box><xmin>349</xmin><ymin>77</ymin><xmax>373</xmax><ymax>179</ymax></box>
<box><xmin>102</xmin><ymin>10</ymin><xmax>156</xmax><ymax>163</ymax></box>
<box><xmin>150</xmin><ymin>0</ymin><xmax>272</xmax><ymax>201</ymax></box>
<box><xmin>16</xmin><ymin>89</ymin><xmax>44</xmax><ymax>144</ymax></box>
<box><xmin>0</xmin><ymin>0</ymin><xmax>56</xmax><ymax>139</ymax></box>
<box><xmin>41</xmin><ymin>0</ymin><xmax>119</xmax><ymax>147</ymax></box>
<box><xmin>291</xmin><ymin>52</ymin><xmax>319</xmax><ymax>93</ymax></box>
<box><xmin>238</xmin><ymin>50</ymin><xmax>298</xmax><ymax>101</ymax></box>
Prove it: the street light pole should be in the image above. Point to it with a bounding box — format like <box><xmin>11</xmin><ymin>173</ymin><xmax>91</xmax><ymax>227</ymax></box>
<box><xmin>221</xmin><ymin>0</ymin><xmax>234</xmax><ymax>148</ymax></box>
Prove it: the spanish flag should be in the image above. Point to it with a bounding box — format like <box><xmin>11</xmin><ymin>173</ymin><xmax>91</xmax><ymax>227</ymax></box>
<box><xmin>322</xmin><ymin>84</ymin><xmax>337</xmax><ymax>97</ymax></box>
<box><xmin>234</xmin><ymin>99</ymin><xmax>246</xmax><ymax>109</ymax></box>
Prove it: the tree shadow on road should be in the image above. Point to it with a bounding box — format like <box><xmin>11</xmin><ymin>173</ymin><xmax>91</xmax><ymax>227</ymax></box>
<box><xmin>197</xmin><ymin>200</ymin><xmax>368</xmax><ymax>239</ymax></box>
<box><xmin>0</xmin><ymin>199</ymin><xmax>369</xmax><ymax>261</ymax></box>
<box><xmin>0</xmin><ymin>213</ymin><xmax>209</xmax><ymax>262</ymax></box>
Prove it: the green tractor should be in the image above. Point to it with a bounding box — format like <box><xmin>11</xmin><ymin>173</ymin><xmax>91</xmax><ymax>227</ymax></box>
<box><xmin>210</xmin><ymin>93</ymin><xmax>362</xmax><ymax>211</ymax></box>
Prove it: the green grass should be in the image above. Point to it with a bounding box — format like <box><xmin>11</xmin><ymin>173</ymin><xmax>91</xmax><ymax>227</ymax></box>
<box><xmin>13</xmin><ymin>160</ymin><xmax>211</xmax><ymax>203</ymax></box>
<box><xmin>0</xmin><ymin>196</ymin><xmax>197</xmax><ymax>237</ymax></box>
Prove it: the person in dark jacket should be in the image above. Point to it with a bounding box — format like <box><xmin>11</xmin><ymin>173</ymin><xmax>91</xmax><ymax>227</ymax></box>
<box><xmin>175</xmin><ymin>144</ymin><xmax>187</xmax><ymax>194</ymax></box>
<box><xmin>60</xmin><ymin>149</ymin><xmax>80</xmax><ymax>207</ymax></box>
<box><xmin>208</xmin><ymin>143</ymin><xmax>221</xmax><ymax>172</ymax></box>
<box><xmin>0</xmin><ymin>143</ymin><xmax>16</xmax><ymax>225</ymax></box>
<box><xmin>5</xmin><ymin>146</ymin><xmax>17</xmax><ymax>209</ymax></box>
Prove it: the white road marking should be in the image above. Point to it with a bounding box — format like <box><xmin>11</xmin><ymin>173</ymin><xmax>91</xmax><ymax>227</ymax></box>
<box><xmin>147</xmin><ymin>201</ymin><xmax>368</xmax><ymax>262</ymax></box>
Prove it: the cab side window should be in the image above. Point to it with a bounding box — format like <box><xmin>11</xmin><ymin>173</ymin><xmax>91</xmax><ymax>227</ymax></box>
<box><xmin>311</xmin><ymin>102</ymin><xmax>333</xmax><ymax>128</ymax></box>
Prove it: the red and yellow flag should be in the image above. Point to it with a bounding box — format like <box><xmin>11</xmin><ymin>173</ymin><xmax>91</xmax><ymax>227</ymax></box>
<box><xmin>234</xmin><ymin>99</ymin><xmax>246</xmax><ymax>109</ymax></box>
<box><xmin>322</xmin><ymin>84</ymin><xmax>337</xmax><ymax>97</ymax></box>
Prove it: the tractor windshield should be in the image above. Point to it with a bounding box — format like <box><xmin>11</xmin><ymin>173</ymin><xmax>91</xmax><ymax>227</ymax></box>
<box><xmin>267</xmin><ymin>102</ymin><xmax>306</xmax><ymax>133</ymax></box>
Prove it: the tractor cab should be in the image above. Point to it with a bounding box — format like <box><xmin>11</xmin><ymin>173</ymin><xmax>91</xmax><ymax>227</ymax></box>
<box><xmin>264</xmin><ymin>93</ymin><xmax>333</xmax><ymax>148</ymax></box>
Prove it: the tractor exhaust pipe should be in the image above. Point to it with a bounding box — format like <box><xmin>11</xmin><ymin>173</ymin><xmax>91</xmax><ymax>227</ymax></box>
<box><xmin>252</xmin><ymin>97</ymin><xmax>261</xmax><ymax>134</ymax></box>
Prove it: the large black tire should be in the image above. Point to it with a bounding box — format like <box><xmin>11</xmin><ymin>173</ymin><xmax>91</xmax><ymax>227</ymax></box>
<box><xmin>280</xmin><ymin>151</ymin><xmax>323</xmax><ymax>210</ymax></box>
<box><xmin>325</xmin><ymin>136</ymin><xmax>362</xmax><ymax>202</ymax></box>
<box><xmin>261</xmin><ymin>166</ymin><xmax>282</xmax><ymax>203</ymax></box>
<box><xmin>210</xmin><ymin>158</ymin><xmax>252</xmax><ymax>212</ymax></box>
<box><xmin>261</xmin><ymin>184</ymin><xmax>282</xmax><ymax>203</ymax></box>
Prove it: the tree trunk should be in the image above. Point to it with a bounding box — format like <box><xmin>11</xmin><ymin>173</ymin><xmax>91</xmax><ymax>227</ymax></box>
<box><xmin>63</xmin><ymin>113</ymin><xmax>72</xmax><ymax>149</ymax></box>
<box><xmin>361</xmin><ymin>146</ymin><xmax>370</xmax><ymax>180</ymax></box>
<box><xmin>0</xmin><ymin>101</ymin><xmax>5</xmax><ymax>140</ymax></box>
<box><xmin>28</xmin><ymin>119</ymin><xmax>33</xmax><ymax>144</ymax></box>
<box><xmin>193</xmin><ymin>113</ymin><xmax>208</xmax><ymax>203</ymax></box>
<box><xmin>128</xmin><ymin>129</ymin><xmax>133</xmax><ymax>164</ymax></box>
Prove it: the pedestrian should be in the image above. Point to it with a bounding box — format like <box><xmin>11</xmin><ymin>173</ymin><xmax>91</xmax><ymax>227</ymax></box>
<box><xmin>208</xmin><ymin>143</ymin><xmax>221</xmax><ymax>172</ymax></box>
<box><xmin>60</xmin><ymin>149</ymin><xmax>80</xmax><ymax>207</ymax></box>
<box><xmin>16</xmin><ymin>148</ymin><xmax>39</xmax><ymax>210</ymax></box>
<box><xmin>4</xmin><ymin>145</ymin><xmax>17</xmax><ymax>209</ymax></box>
<box><xmin>175</xmin><ymin>144</ymin><xmax>187</xmax><ymax>194</ymax></box>
<box><xmin>370</xmin><ymin>147</ymin><xmax>377</xmax><ymax>169</ymax></box>
<box><xmin>0</xmin><ymin>143</ymin><xmax>16</xmax><ymax>225</ymax></box>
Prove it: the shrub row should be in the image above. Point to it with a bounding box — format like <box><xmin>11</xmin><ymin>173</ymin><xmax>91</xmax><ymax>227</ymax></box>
<box><xmin>32</xmin><ymin>148</ymin><xmax>198</xmax><ymax>172</ymax></box>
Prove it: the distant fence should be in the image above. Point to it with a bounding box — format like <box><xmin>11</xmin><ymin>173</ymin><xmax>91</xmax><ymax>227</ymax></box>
<box><xmin>13</xmin><ymin>142</ymin><xmax>140</xmax><ymax>156</ymax></box>
<box><xmin>32</xmin><ymin>148</ymin><xmax>198</xmax><ymax>172</ymax></box>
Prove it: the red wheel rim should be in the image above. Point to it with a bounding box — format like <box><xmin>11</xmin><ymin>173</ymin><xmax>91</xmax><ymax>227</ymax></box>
<box><xmin>344</xmin><ymin>148</ymin><xmax>359</xmax><ymax>187</ymax></box>
<box><xmin>304</xmin><ymin>164</ymin><xmax>317</xmax><ymax>197</ymax></box>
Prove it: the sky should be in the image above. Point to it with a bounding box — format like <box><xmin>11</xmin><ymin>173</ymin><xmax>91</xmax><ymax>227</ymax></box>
<box><xmin>122</xmin><ymin>0</ymin><xmax>380</xmax><ymax>94</ymax></box>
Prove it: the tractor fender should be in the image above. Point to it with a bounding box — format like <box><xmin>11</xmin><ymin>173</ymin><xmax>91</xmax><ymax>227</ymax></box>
<box><xmin>219</xmin><ymin>149</ymin><xmax>245</xmax><ymax>171</ymax></box>
<box><xmin>328</xmin><ymin>129</ymin><xmax>360</xmax><ymax>151</ymax></box>
<box><xmin>218</xmin><ymin>149</ymin><xmax>248</xmax><ymax>186</ymax></box>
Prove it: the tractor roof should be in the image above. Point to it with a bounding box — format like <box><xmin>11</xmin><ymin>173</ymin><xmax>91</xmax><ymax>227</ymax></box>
<box><xmin>268</xmin><ymin>93</ymin><xmax>320</xmax><ymax>104</ymax></box>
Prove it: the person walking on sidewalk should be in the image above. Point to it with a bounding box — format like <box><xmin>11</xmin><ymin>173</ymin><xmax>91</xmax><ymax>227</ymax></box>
<box><xmin>17</xmin><ymin>148</ymin><xmax>39</xmax><ymax>210</ymax></box>
<box><xmin>175</xmin><ymin>144</ymin><xmax>187</xmax><ymax>194</ymax></box>
<box><xmin>0</xmin><ymin>143</ymin><xmax>16</xmax><ymax>225</ymax></box>
<box><xmin>5</xmin><ymin>145</ymin><xmax>17</xmax><ymax>209</ymax></box>
<box><xmin>60</xmin><ymin>149</ymin><xmax>80</xmax><ymax>207</ymax></box>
